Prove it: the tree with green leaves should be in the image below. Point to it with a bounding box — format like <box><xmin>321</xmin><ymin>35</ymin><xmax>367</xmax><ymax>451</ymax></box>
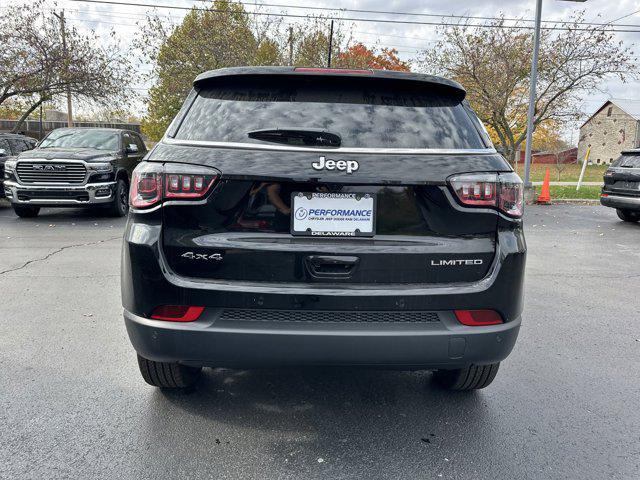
<box><xmin>138</xmin><ymin>0</ymin><xmax>282</xmax><ymax>140</ymax></box>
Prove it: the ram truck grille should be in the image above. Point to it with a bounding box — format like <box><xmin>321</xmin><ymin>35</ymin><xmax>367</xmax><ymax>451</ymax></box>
<box><xmin>16</xmin><ymin>162</ymin><xmax>87</xmax><ymax>184</ymax></box>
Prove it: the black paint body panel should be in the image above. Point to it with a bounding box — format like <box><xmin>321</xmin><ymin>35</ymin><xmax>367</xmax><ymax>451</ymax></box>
<box><xmin>121</xmin><ymin>67</ymin><xmax>526</xmax><ymax>368</ymax></box>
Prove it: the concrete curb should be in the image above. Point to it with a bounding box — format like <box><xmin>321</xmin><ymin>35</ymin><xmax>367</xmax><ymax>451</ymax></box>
<box><xmin>531</xmin><ymin>182</ymin><xmax>602</xmax><ymax>186</ymax></box>
<box><xmin>550</xmin><ymin>199</ymin><xmax>601</xmax><ymax>205</ymax></box>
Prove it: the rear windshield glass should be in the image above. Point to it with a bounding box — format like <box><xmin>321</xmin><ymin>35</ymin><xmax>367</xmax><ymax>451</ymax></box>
<box><xmin>612</xmin><ymin>154</ymin><xmax>640</xmax><ymax>168</ymax></box>
<box><xmin>40</xmin><ymin>129</ymin><xmax>119</xmax><ymax>151</ymax></box>
<box><xmin>175</xmin><ymin>78</ymin><xmax>485</xmax><ymax>149</ymax></box>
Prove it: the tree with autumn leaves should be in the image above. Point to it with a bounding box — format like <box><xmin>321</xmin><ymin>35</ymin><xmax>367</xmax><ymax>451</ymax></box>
<box><xmin>421</xmin><ymin>14</ymin><xmax>636</xmax><ymax>162</ymax></box>
<box><xmin>335</xmin><ymin>43</ymin><xmax>410</xmax><ymax>71</ymax></box>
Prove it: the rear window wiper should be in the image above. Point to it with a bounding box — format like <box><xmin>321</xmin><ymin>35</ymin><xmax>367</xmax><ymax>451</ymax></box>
<box><xmin>247</xmin><ymin>128</ymin><xmax>341</xmax><ymax>148</ymax></box>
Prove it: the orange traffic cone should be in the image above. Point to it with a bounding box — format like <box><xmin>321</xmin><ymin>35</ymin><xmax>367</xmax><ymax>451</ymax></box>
<box><xmin>537</xmin><ymin>168</ymin><xmax>551</xmax><ymax>204</ymax></box>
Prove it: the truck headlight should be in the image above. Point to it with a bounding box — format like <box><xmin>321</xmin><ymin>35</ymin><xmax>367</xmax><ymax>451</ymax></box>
<box><xmin>4</xmin><ymin>160</ymin><xmax>16</xmax><ymax>172</ymax></box>
<box><xmin>88</xmin><ymin>162</ymin><xmax>114</xmax><ymax>172</ymax></box>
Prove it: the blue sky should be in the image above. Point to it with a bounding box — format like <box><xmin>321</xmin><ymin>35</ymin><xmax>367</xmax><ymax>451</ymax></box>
<box><xmin>11</xmin><ymin>0</ymin><xmax>640</xmax><ymax>141</ymax></box>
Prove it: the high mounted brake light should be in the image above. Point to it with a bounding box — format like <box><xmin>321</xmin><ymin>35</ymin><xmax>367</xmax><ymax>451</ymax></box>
<box><xmin>449</xmin><ymin>172</ymin><xmax>523</xmax><ymax>218</ymax></box>
<box><xmin>130</xmin><ymin>162</ymin><xmax>219</xmax><ymax>209</ymax></box>
<box><xmin>294</xmin><ymin>67</ymin><xmax>374</xmax><ymax>75</ymax></box>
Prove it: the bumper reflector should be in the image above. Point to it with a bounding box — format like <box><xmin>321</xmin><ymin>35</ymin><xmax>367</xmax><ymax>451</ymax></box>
<box><xmin>150</xmin><ymin>305</ymin><xmax>204</xmax><ymax>322</ymax></box>
<box><xmin>454</xmin><ymin>310</ymin><xmax>503</xmax><ymax>326</ymax></box>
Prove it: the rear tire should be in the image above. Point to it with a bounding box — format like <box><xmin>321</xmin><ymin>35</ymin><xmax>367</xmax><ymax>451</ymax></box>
<box><xmin>107</xmin><ymin>178</ymin><xmax>129</xmax><ymax>217</ymax></box>
<box><xmin>616</xmin><ymin>209</ymin><xmax>640</xmax><ymax>222</ymax></box>
<box><xmin>136</xmin><ymin>354</ymin><xmax>202</xmax><ymax>389</ymax></box>
<box><xmin>433</xmin><ymin>363</ymin><xmax>500</xmax><ymax>390</ymax></box>
<box><xmin>12</xmin><ymin>205</ymin><xmax>40</xmax><ymax>218</ymax></box>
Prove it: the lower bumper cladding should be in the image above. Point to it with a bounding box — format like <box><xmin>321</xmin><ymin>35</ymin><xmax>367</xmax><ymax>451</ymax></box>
<box><xmin>124</xmin><ymin>308</ymin><xmax>521</xmax><ymax>368</ymax></box>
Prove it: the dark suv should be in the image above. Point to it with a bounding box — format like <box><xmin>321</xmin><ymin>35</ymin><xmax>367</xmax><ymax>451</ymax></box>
<box><xmin>601</xmin><ymin>150</ymin><xmax>640</xmax><ymax>222</ymax></box>
<box><xmin>0</xmin><ymin>133</ymin><xmax>37</xmax><ymax>198</ymax></box>
<box><xmin>122</xmin><ymin>67</ymin><xmax>526</xmax><ymax>391</ymax></box>
<box><xmin>3</xmin><ymin>127</ymin><xmax>146</xmax><ymax>217</ymax></box>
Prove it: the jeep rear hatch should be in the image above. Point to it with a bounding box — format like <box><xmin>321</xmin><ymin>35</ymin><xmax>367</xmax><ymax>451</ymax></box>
<box><xmin>150</xmin><ymin>70</ymin><xmax>518</xmax><ymax>285</ymax></box>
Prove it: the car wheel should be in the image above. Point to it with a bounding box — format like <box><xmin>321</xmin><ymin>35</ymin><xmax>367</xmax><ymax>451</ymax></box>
<box><xmin>108</xmin><ymin>178</ymin><xmax>129</xmax><ymax>217</ymax></box>
<box><xmin>432</xmin><ymin>363</ymin><xmax>500</xmax><ymax>390</ymax></box>
<box><xmin>137</xmin><ymin>354</ymin><xmax>202</xmax><ymax>389</ymax></box>
<box><xmin>616</xmin><ymin>209</ymin><xmax>640</xmax><ymax>222</ymax></box>
<box><xmin>12</xmin><ymin>205</ymin><xmax>40</xmax><ymax>218</ymax></box>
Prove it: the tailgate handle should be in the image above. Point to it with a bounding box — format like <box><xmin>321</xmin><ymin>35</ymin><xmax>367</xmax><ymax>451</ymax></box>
<box><xmin>305</xmin><ymin>255</ymin><xmax>359</xmax><ymax>278</ymax></box>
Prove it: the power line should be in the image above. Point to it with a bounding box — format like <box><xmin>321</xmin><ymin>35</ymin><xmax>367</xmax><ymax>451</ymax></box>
<box><xmin>63</xmin><ymin>11</ymin><xmax>432</xmax><ymax>50</ymax></box>
<box><xmin>67</xmin><ymin>0</ymin><xmax>640</xmax><ymax>33</ymax></box>
<box><xmin>190</xmin><ymin>0</ymin><xmax>640</xmax><ymax>30</ymax></box>
<box><xmin>606</xmin><ymin>9</ymin><xmax>640</xmax><ymax>25</ymax></box>
<box><xmin>63</xmin><ymin>5</ymin><xmax>440</xmax><ymax>44</ymax></box>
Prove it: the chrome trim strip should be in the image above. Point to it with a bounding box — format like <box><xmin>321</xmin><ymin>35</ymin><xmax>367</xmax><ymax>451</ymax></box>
<box><xmin>4</xmin><ymin>181</ymin><xmax>115</xmax><ymax>191</ymax></box>
<box><xmin>162</xmin><ymin>137</ymin><xmax>497</xmax><ymax>155</ymax></box>
<box><xmin>130</xmin><ymin>204</ymin><xmax>163</xmax><ymax>214</ymax></box>
<box><xmin>130</xmin><ymin>198</ymin><xmax>210</xmax><ymax>214</ymax></box>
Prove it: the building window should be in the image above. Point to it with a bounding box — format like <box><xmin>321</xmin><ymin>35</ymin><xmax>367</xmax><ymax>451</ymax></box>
<box><xmin>607</xmin><ymin>106</ymin><xmax>613</xmax><ymax>117</ymax></box>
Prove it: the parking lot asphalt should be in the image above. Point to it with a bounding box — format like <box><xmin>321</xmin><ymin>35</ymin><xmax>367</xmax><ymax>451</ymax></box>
<box><xmin>0</xmin><ymin>200</ymin><xmax>638</xmax><ymax>480</ymax></box>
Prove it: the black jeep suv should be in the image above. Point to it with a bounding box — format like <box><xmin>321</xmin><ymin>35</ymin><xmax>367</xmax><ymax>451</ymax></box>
<box><xmin>601</xmin><ymin>150</ymin><xmax>640</xmax><ymax>222</ymax></box>
<box><xmin>3</xmin><ymin>127</ymin><xmax>146</xmax><ymax>217</ymax></box>
<box><xmin>122</xmin><ymin>67</ymin><xmax>526</xmax><ymax>391</ymax></box>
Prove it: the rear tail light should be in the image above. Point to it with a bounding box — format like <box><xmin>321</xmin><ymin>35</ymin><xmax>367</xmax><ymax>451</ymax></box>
<box><xmin>455</xmin><ymin>310</ymin><xmax>503</xmax><ymax>326</ymax></box>
<box><xmin>129</xmin><ymin>162</ymin><xmax>162</xmax><ymax>208</ymax></box>
<box><xmin>449</xmin><ymin>172</ymin><xmax>523</xmax><ymax>217</ymax></box>
<box><xmin>130</xmin><ymin>162</ymin><xmax>219</xmax><ymax>209</ymax></box>
<box><xmin>150</xmin><ymin>305</ymin><xmax>205</xmax><ymax>322</ymax></box>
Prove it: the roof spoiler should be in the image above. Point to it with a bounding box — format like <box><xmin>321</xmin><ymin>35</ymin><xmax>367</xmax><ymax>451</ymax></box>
<box><xmin>193</xmin><ymin>66</ymin><xmax>466</xmax><ymax>101</ymax></box>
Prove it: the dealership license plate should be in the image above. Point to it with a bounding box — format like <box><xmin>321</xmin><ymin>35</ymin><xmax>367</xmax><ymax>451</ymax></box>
<box><xmin>291</xmin><ymin>192</ymin><xmax>376</xmax><ymax>237</ymax></box>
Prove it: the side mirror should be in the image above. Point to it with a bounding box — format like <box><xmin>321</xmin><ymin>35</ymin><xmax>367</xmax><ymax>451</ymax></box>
<box><xmin>0</xmin><ymin>148</ymin><xmax>7</xmax><ymax>157</ymax></box>
<box><xmin>126</xmin><ymin>143</ymin><xmax>139</xmax><ymax>154</ymax></box>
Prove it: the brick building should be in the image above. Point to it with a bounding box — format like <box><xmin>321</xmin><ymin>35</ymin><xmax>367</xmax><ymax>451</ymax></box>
<box><xmin>578</xmin><ymin>99</ymin><xmax>640</xmax><ymax>165</ymax></box>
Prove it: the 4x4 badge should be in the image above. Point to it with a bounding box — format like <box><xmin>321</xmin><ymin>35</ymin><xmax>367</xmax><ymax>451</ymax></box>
<box><xmin>181</xmin><ymin>252</ymin><xmax>223</xmax><ymax>261</ymax></box>
<box><xmin>312</xmin><ymin>156</ymin><xmax>359</xmax><ymax>174</ymax></box>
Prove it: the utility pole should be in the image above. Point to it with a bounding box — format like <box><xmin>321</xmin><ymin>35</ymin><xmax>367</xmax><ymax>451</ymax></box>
<box><xmin>522</xmin><ymin>0</ymin><xmax>542</xmax><ymax>202</ymax></box>
<box><xmin>39</xmin><ymin>104</ymin><xmax>44</xmax><ymax>140</ymax></box>
<box><xmin>523</xmin><ymin>0</ymin><xmax>586</xmax><ymax>202</ymax></box>
<box><xmin>53</xmin><ymin>10</ymin><xmax>73</xmax><ymax>127</ymax></box>
<box><xmin>327</xmin><ymin>20</ymin><xmax>334</xmax><ymax>68</ymax></box>
<box><xmin>288</xmin><ymin>26</ymin><xmax>294</xmax><ymax>65</ymax></box>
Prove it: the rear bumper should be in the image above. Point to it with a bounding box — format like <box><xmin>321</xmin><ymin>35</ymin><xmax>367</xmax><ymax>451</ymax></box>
<box><xmin>600</xmin><ymin>193</ymin><xmax>640</xmax><ymax>211</ymax></box>
<box><xmin>3</xmin><ymin>180</ymin><xmax>116</xmax><ymax>206</ymax></box>
<box><xmin>124</xmin><ymin>308</ymin><xmax>521</xmax><ymax>368</ymax></box>
<box><xmin>121</xmin><ymin>213</ymin><xmax>526</xmax><ymax>368</ymax></box>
